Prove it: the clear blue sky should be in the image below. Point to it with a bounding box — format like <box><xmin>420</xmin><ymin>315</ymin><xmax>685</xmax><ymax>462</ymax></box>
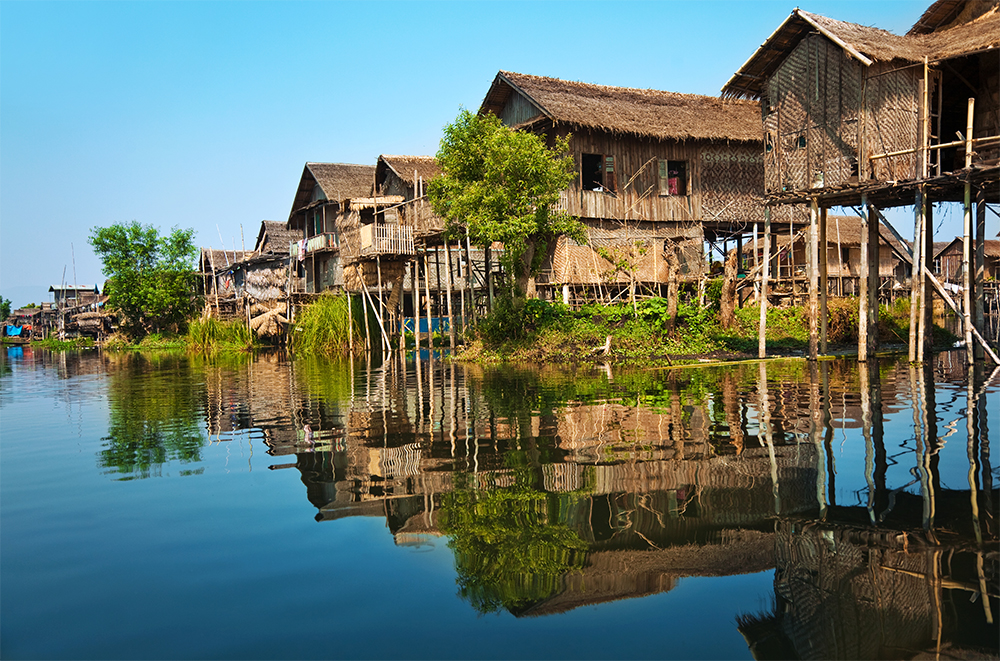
<box><xmin>3</xmin><ymin>0</ymin><xmax>990</xmax><ymax>308</ymax></box>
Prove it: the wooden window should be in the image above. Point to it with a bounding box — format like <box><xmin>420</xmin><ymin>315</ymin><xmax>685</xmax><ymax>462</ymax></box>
<box><xmin>658</xmin><ymin>160</ymin><xmax>687</xmax><ymax>196</ymax></box>
<box><xmin>582</xmin><ymin>153</ymin><xmax>616</xmax><ymax>192</ymax></box>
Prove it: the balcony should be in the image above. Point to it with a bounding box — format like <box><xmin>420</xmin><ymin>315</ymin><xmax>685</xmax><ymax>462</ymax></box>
<box><xmin>291</xmin><ymin>233</ymin><xmax>339</xmax><ymax>259</ymax></box>
<box><xmin>360</xmin><ymin>224</ymin><xmax>415</xmax><ymax>257</ymax></box>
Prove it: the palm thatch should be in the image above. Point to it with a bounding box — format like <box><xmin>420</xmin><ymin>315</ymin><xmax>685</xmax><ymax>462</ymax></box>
<box><xmin>287</xmin><ymin>162</ymin><xmax>375</xmax><ymax>223</ymax></box>
<box><xmin>255</xmin><ymin>220</ymin><xmax>299</xmax><ymax>254</ymax></box>
<box><xmin>377</xmin><ymin>155</ymin><xmax>440</xmax><ymax>189</ymax></box>
<box><xmin>723</xmin><ymin>4</ymin><xmax>1000</xmax><ymax>99</ymax></box>
<box><xmin>482</xmin><ymin>71</ymin><xmax>761</xmax><ymax>142</ymax></box>
<box><xmin>908</xmin><ymin>0</ymin><xmax>998</xmax><ymax>34</ymax></box>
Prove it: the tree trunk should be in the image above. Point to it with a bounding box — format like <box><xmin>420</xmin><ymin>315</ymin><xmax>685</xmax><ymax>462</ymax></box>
<box><xmin>666</xmin><ymin>248</ymin><xmax>679</xmax><ymax>332</ymax></box>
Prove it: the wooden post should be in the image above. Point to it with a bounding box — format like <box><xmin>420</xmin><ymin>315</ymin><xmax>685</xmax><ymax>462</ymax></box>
<box><xmin>360</xmin><ymin>267</ymin><xmax>371</xmax><ymax>354</ymax></box>
<box><xmin>376</xmin><ymin>256</ymin><xmax>386</xmax><ymax>355</ymax></box>
<box><xmin>423</xmin><ymin>252</ymin><xmax>433</xmax><ymax>354</ymax></box>
<box><xmin>963</xmin><ymin>98</ymin><xmax>975</xmax><ymax>364</ymax></box>
<box><xmin>910</xmin><ymin>188</ymin><xmax>925</xmax><ymax>362</ymax></box>
<box><xmin>919</xmin><ymin>201</ymin><xmax>934</xmax><ymax>362</ymax></box>
<box><xmin>859</xmin><ymin>196</ymin><xmax>879</xmax><ymax>361</ymax></box>
<box><xmin>808</xmin><ymin>198</ymin><xmax>820</xmax><ymax>360</ymax></box>
<box><xmin>758</xmin><ymin>207</ymin><xmax>771</xmax><ymax>359</ymax></box>
<box><xmin>399</xmin><ymin>265</ymin><xmax>406</xmax><ymax>354</ymax></box>
<box><xmin>466</xmin><ymin>233</ymin><xmax>477</xmax><ymax>325</ymax></box>
<box><xmin>819</xmin><ymin>206</ymin><xmax>828</xmax><ymax>354</ymax></box>
<box><xmin>974</xmin><ymin>190</ymin><xmax>986</xmax><ymax>360</ymax></box>
<box><xmin>444</xmin><ymin>238</ymin><xmax>456</xmax><ymax>349</ymax></box>
<box><xmin>411</xmin><ymin>259</ymin><xmax>421</xmax><ymax>350</ymax></box>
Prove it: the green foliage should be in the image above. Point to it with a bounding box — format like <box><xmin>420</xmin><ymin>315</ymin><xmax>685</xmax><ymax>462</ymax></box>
<box><xmin>704</xmin><ymin>278</ymin><xmax>723</xmax><ymax>310</ymax></box>
<box><xmin>0</xmin><ymin>296</ymin><xmax>10</xmax><ymax>319</ymax></box>
<box><xmin>31</xmin><ymin>337</ymin><xmax>94</xmax><ymax>350</ymax></box>
<box><xmin>477</xmin><ymin>295</ymin><xmax>569</xmax><ymax>344</ymax></box>
<box><xmin>88</xmin><ymin>221</ymin><xmax>199</xmax><ymax>338</ymax></box>
<box><xmin>291</xmin><ymin>292</ymin><xmax>355</xmax><ymax>355</ymax></box>
<box><xmin>428</xmin><ymin>109</ymin><xmax>584</xmax><ymax>293</ymax></box>
<box><xmin>186</xmin><ymin>318</ymin><xmax>257</xmax><ymax>352</ymax></box>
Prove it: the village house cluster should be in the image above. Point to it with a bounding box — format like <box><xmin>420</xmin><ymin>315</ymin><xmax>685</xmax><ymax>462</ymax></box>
<box><xmin>5</xmin><ymin>0</ymin><xmax>998</xmax><ymax>360</ymax></box>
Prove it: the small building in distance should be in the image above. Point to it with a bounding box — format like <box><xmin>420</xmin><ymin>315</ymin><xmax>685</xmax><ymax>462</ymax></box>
<box><xmin>48</xmin><ymin>284</ymin><xmax>100</xmax><ymax>308</ymax></box>
<box><xmin>478</xmin><ymin>70</ymin><xmax>785</xmax><ymax>304</ymax></box>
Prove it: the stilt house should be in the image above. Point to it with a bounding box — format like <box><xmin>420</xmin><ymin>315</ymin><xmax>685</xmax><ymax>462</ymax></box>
<box><xmin>478</xmin><ymin>71</ymin><xmax>778</xmax><ymax>303</ymax></box>
<box><xmin>722</xmin><ymin>0</ymin><xmax>1000</xmax><ymax>362</ymax></box>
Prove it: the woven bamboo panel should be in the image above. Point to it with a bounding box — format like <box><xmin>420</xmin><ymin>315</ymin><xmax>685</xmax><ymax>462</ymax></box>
<box><xmin>866</xmin><ymin>63</ymin><xmax>919</xmax><ymax>180</ymax></box>
<box><xmin>700</xmin><ymin>144</ymin><xmax>765</xmax><ymax>223</ymax></box>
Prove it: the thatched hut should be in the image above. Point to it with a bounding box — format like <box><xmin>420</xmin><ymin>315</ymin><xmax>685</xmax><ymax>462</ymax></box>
<box><xmin>479</xmin><ymin>70</ymin><xmax>787</xmax><ymax>302</ymax></box>
<box><xmin>286</xmin><ymin>162</ymin><xmax>376</xmax><ymax>293</ymax></box>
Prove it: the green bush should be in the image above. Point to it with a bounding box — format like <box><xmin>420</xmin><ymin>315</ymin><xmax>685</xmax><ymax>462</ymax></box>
<box><xmin>292</xmin><ymin>292</ymin><xmax>354</xmax><ymax>355</ymax></box>
<box><xmin>186</xmin><ymin>318</ymin><xmax>256</xmax><ymax>352</ymax></box>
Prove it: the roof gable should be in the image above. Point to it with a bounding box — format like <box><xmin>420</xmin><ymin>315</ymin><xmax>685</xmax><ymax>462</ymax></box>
<box><xmin>483</xmin><ymin>71</ymin><xmax>762</xmax><ymax>142</ymax></box>
<box><xmin>255</xmin><ymin>220</ymin><xmax>298</xmax><ymax>254</ymax></box>
<box><xmin>287</xmin><ymin>162</ymin><xmax>375</xmax><ymax>222</ymax></box>
<box><xmin>723</xmin><ymin>5</ymin><xmax>1000</xmax><ymax>99</ymax></box>
<box><xmin>376</xmin><ymin>155</ymin><xmax>441</xmax><ymax>190</ymax></box>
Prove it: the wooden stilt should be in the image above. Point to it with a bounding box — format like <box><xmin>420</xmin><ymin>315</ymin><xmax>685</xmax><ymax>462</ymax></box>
<box><xmin>808</xmin><ymin>198</ymin><xmax>820</xmax><ymax>360</ymax></box>
<box><xmin>411</xmin><ymin>259</ymin><xmax>421</xmax><ymax>350</ymax></box>
<box><xmin>819</xmin><ymin>206</ymin><xmax>828</xmax><ymax>354</ymax></box>
<box><xmin>347</xmin><ymin>288</ymin><xmax>354</xmax><ymax>354</ymax></box>
<box><xmin>423</xmin><ymin>251</ymin><xmax>433</xmax><ymax>355</ymax></box>
<box><xmin>974</xmin><ymin>190</ymin><xmax>986</xmax><ymax>361</ymax></box>
<box><xmin>919</xmin><ymin>202</ymin><xmax>934</xmax><ymax>362</ymax></box>
<box><xmin>376</xmin><ymin>256</ymin><xmax>386</xmax><ymax>355</ymax></box>
<box><xmin>910</xmin><ymin>189</ymin><xmax>925</xmax><ymax>363</ymax></box>
<box><xmin>466</xmin><ymin>233</ymin><xmax>477</xmax><ymax>325</ymax></box>
<box><xmin>444</xmin><ymin>238</ymin><xmax>456</xmax><ymax>349</ymax></box>
<box><xmin>859</xmin><ymin>195</ymin><xmax>872</xmax><ymax>362</ymax></box>
<box><xmin>758</xmin><ymin>207</ymin><xmax>771</xmax><ymax>359</ymax></box>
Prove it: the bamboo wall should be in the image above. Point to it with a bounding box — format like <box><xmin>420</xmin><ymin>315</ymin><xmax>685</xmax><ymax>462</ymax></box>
<box><xmin>764</xmin><ymin>33</ymin><xmax>920</xmax><ymax>194</ymax></box>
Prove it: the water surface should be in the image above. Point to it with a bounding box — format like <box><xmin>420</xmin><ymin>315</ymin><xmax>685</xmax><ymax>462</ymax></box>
<box><xmin>1</xmin><ymin>346</ymin><xmax>997</xmax><ymax>659</ymax></box>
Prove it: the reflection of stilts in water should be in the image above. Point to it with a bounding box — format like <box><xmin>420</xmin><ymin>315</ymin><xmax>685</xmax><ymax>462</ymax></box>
<box><xmin>758</xmin><ymin>361</ymin><xmax>781</xmax><ymax>516</ymax></box>
<box><xmin>809</xmin><ymin>361</ymin><xmax>827</xmax><ymax>519</ymax></box>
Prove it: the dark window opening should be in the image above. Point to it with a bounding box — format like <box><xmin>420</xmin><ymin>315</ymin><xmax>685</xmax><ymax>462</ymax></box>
<box><xmin>360</xmin><ymin>208</ymin><xmax>375</xmax><ymax>225</ymax></box>
<box><xmin>582</xmin><ymin>153</ymin><xmax>615</xmax><ymax>192</ymax></box>
<box><xmin>795</xmin><ymin>135</ymin><xmax>807</xmax><ymax>149</ymax></box>
<box><xmin>659</xmin><ymin>160</ymin><xmax>687</xmax><ymax>196</ymax></box>
<box><xmin>765</xmin><ymin>132</ymin><xmax>774</xmax><ymax>153</ymax></box>
<box><xmin>841</xmin><ymin>246</ymin><xmax>850</xmax><ymax>263</ymax></box>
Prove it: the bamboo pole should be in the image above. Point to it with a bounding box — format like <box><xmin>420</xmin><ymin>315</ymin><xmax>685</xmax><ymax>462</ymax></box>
<box><xmin>412</xmin><ymin>259</ymin><xmax>421</xmax><ymax>350</ymax></box>
<box><xmin>910</xmin><ymin>189</ymin><xmax>925</xmax><ymax>362</ymax></box>
<box><xmin>360</xmin><ymin>266</ymin><xmax>371</xmax><ymax>354</ymax></box>
<box><xmin>758</xmin><ymin>207</ymin><xmax>771</xmax><ymax>359</ymax></box>
<box><xmin>423</xmin><ymin>252</ymin><xmax>433</xmax><ymax>355</ymax></box>
<box><xmin>919</xmin><ymin>202</ymin><xmax>934</xmax><ymax>363</ymax></box>
<box><xmin>974</xmin><ymin>189</ymin><xmax>986</xmax><ymax>361</ymax></box>
<box><xmin>963</xmin><ymin>98</ymin><xmax>975</xmax><ymax>364</ymax></box>
<box><xmin>376</xmin><ymin>256</ymin><xmax>386</xmax><ymax>355</ymax></box>
<box><xmin>444</xmin><ymin>238</ymin><xmax>456</xmax><ymax>349</ymax></box>
<box><xmin>808</xmin><ymin>198</ymin><xmax>820</xmax><ymax>360</ymax></box>
<box><xmin>466</xmin><ymin>233</ymin><xmax>477</xmax><ymax>325</ymax></box>
<box><xmin>347</xmin><ymin>288</ymin><xmax>353</xmax><ymax>353</ymax></box>
<box><xmin>819</xmin><ymin>206</ymin><xmax>828</xmax><ymax>354</ymax></box>
<box><xmin>859</xmin><ymin>195</ymin><xmax>872</xmax><ymax>361</ymax></box>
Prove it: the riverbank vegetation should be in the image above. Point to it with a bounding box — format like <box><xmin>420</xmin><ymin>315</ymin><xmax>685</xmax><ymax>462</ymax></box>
<box><xmin>457</xmin><ymin>292</ymin><xmax>957</xmax><ymax>366</ymax></box>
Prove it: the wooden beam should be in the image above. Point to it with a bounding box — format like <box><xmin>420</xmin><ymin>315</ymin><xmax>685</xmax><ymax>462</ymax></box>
<box><xmin>859</xmin><ymin>195</ymin><xmax>873</xmax><ymax>361</ymax></box>
<box><xmin>910</xmin><ymin>189</ymin><xmax>925</xmax><ymax>363</ymax></box>
<box><xmin>820</xmin><ymin>206</ymin><xmax>828</xmax><ymax>354</ymax></box>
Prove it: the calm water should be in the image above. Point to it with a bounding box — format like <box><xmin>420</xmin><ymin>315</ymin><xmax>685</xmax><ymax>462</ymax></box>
<box><xmin>1</xmin><ymin>346</ymin><xmax>997</xmax><ymax>660</ymax></box>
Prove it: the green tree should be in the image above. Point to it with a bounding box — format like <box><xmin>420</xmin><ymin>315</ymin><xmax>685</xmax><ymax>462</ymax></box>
<box><xmin>428</xmin><ymin>109</ymin><xmax>584</xmax><ymax>297</ymax></box>
<box><xmin>0</xmin><ymin>296</ymin><xmax>11</xmax><ymax>319</ymax></box>
<box><xmin>88</xmin><ymin>221</ymin><xmax>199</xmax><ymax>337</ymax></box>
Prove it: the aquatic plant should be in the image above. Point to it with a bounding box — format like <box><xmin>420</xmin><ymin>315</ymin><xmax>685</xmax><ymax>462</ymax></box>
<box><xmin>185</xmin><ymin>318</ymin><xmax>257</xmax><ymax>352</ymax></box>
<box><xmin>291</xmin><ymin>292</ymin><xmax>356</xmax><ymax>355</ymax></box>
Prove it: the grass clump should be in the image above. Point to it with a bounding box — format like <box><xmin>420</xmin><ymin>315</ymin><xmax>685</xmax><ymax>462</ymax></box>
<box><xmin>291</xmin><ymin>292</ymin><xmax>355</xmax><ymax>355</ymax></box>
<box><xmin>186</xmin><ymin>318</ymin><xmax>257</xmax><ymax>352</ymax></box>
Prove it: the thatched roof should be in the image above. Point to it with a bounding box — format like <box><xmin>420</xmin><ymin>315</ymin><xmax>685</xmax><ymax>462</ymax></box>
<box><xmin>255</xmin><ymin>220</ymin><xmax>299</xmax><ymax>254</ymax></box>
<box><xmin>482</xmin><ymin>70</ymin><xmax>762</xmax><ymax>142</ymax></box>
<box><xmin>287</xmin><ymin>162</ymin><xmax>375</xmax><ymax>223</ymax></box>
<box><xmin>723</xmin><ymin>4</ymin><xmax>1000</xmax><ymax>99</ymax></box>
<box><xmin>909</xmin><ymin>0</ymin><xmax>998</xmax><ymax>34</ymax></box>
<box><xmin>376</xmin><ymin>155</ymin><xmax>440</xmax><ymax>189</ymax></box>
<box><xmin>935</xmin><ymin>237</ymin><xmax>1000</xmax><ymax>257</ymax></box>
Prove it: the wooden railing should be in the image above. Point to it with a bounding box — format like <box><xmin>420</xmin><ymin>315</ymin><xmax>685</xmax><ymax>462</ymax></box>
<box><xmin>360</xmin><ymin>224</ymin><xmax>415</xmax><ymax>257</ymax></box>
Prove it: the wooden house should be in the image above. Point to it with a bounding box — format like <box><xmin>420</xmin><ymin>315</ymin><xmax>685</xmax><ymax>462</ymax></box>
<box><xmin>48</xmin><ymin>284</ymin><xmax>100</xmax><ymax>307</ymax></box>
<box><xmin>742</xmin><ymin>215</ymin><xmax>912</xmax><ymax>300</ymax></box>
<box><xmin>254</xmin><ymin>220</ymin><xmax>298</xmax><ymax>256</ymax></box>
<box><xmin>198</xmin><ymin>249</ymin><xmax>252</xmax><ymax>298</ymax></box>
<box><xmin>722</xmin><ymin>0</ymin><xmax>1000</xmax><ymax>362</ymax></box>
<box><xmin>286</xmin><ymin>162</ymin><xmax>377</xmax><ymax>294</ymax></box>
<box><xmin>478</xmin><ymin>70</ymin><xmax>781</xmax><ymax>303</ymax></box>
<box><xmin>935</xmin><ymin>237</ymin><xmax>1000</xmax><ymax>281</ymax></box>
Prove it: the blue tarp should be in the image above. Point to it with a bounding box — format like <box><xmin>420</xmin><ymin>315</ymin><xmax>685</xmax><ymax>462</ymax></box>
<box><xmin>5</xmin><ymin>325</ymin><xmax>23</xmax><ymax>337</ymax></box>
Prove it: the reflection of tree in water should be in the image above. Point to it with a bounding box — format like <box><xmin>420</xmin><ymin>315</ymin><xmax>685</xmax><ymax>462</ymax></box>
<box><xmin>98</xmin><ymin>353</ymin><xmax>206</xmax><ymax>480</ymax></box>
<box><xmin>441</xmin><ymin>471</ymin><xmax>589</xmax><ymax>615</ymax></box>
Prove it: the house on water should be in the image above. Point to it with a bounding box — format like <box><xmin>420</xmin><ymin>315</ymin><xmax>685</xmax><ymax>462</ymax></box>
<box><xmin>722</xmin><ymin>0</ymin><xmax>1000</xmax><ymax>362</ymax></box>
<box><xmin>478</xmin><ymin>70</ymin><xmax>788</xmax><ymax>305</ymax></box>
